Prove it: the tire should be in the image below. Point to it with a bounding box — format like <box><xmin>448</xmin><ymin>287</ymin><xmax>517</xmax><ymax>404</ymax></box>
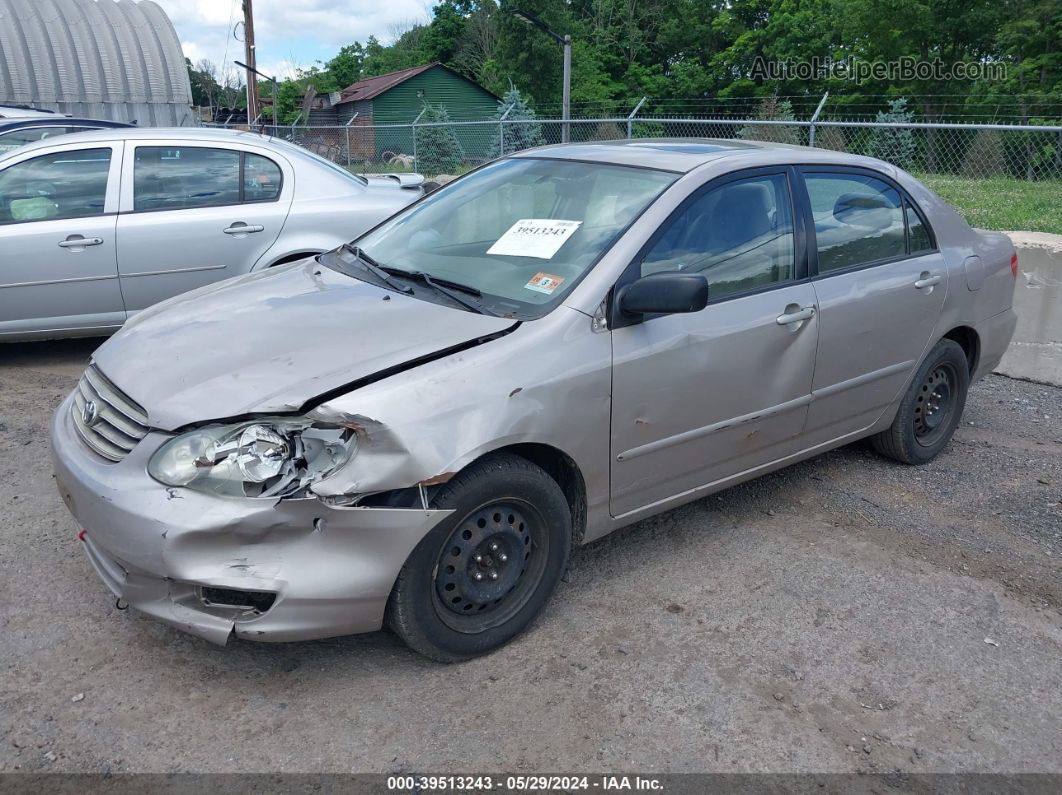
<box><xmin>871</xmin><ymin>339</ymin><xmax>970</xmax><ymax>465</ymax></box>
<box><xmin>386</xmin><ymin>453</ymin><xmax>572</xmax><ymax>662</ymax></box>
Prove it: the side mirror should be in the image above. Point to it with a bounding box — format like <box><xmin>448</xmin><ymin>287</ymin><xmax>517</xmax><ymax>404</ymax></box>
<box><xmin>618</xmin><ymin>271</ymin><xmax>709</xmax><ymax>316</ymax></box>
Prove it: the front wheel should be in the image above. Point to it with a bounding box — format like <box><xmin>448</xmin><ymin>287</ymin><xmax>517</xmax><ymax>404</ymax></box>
<box><xmin>386</xmin><ymin>453</ymin><xmax>572</xmax><ymax>662</ymax></box>
<box><xmin>871</xmin><ymin>338</ymin><xmax>970</xmax><ymax>465</ymax></box>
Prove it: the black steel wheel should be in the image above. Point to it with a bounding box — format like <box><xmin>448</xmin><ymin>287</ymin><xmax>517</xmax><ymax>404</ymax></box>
<box><xmin>387</xmin><ymin>453</ymin><xmax>572</xmax><ymax>662</ymax></box>
<box><xmin>912</xmin><ymin>362</ymin><xmax>959</xmax><ymax>447</ymax></box>
<box><xmin>432</xmin><ymin>500</ymin><xmax>548</xmax><ymax>633</ymax></box>
<box><xmin>872</xmin><ymin>338</ymin><xmax>970</xmax><ymax>465</ymax></box>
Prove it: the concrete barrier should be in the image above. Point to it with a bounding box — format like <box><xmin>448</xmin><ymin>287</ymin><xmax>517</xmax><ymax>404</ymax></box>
<box><xmin>995</xmin><ymin>231</ymin><xmax>1062</xmax><ymax>386</ymax></box>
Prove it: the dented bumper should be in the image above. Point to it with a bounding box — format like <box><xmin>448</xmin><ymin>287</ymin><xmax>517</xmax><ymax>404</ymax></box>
<box><xmin>51</xmin><ymin>392</ymin><xmax>451</xmax><ymax>645</ymax></box>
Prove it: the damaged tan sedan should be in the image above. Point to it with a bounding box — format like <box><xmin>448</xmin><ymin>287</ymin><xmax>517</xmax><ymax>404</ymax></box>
<box><xmin>52</xmin><ymin>140</ymin><xmax>1017</xmax><ymax>660</ymax></box>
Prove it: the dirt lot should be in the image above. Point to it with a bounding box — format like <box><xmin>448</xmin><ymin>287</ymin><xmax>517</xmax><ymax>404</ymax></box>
<box><xmin>1</xmin><ymin>338</ymin><xmax>1059</xmax><ymax>775</ymax></box>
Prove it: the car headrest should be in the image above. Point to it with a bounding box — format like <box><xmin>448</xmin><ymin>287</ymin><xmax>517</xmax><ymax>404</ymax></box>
<box><xmin>716</xmin><ymin>182</ymin><xmax>774</xmax><ymax>239</ymax></box>
<box><xmin>833</xmin><ymin>191</ymin><xmax>899</xmax><ymax>228</ymax></box>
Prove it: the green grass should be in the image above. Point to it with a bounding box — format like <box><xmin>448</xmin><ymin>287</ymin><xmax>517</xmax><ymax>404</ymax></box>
<box><xmin>918</xmin><ymin>174</ymin><xmax>1062</xmax><ymax>235</ymax></box>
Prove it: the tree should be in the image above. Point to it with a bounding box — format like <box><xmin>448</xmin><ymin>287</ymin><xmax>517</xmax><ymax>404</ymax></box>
<box><xmin>455</xmin><ymin>1</ymin><xmax>501</xmax><ymax>87</ymax></box>
<box><xmin>415</xmin><ymin>103</ymin><xmax>464</xmax><ymax>175</ymax></box>
<box><xmin>490</xmin><ymin>85</ymin><xmax>545</xmax><ymax>155</ymax></box>
<box><xmin>421</xmin><ymin>1</ymin><xmax>467</xmax><ymax>66</ymax></box>
<box><xmin>242</xmin><ymin>0</ymin><xmax>1061</xmax><ymax>141</ymax></box>
<box><xmin>324</xmin><ymin>44</ymin><xmax>365</xmax><ymax>89</ymax></box>
<box><xmin>869</xmin><ymin>97</ymin><xmax>916</xmax><ymax>166</ymax></box>
<box><xmin>362</xmin><ymin>31</ymin><xmax>427</xmax><ymax>77</ymax></box>
<box><xmin>493</xmin><ymin>0</ymin><xmax>570</xmax><ymax>105</ymax></box>
<box><xmin>739</xmin><ymin>96</ymin><xmax>800</xmax><ymax>144</ymax></box>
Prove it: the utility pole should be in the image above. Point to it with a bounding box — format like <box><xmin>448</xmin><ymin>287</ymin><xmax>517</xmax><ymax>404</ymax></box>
<box><xmin>510</xmin><ymin>9</ymin><xmax>572</xmax><ymax>144</ymax></box>
<box><xmin>242</xmin><ymin>0</ymin><xmax>259</xmax><ymax>124</ymax></box>
<box><xmin>561</xmin><ymin>34</ymin><xmax>571</xmax><ymax>143</ymax></box>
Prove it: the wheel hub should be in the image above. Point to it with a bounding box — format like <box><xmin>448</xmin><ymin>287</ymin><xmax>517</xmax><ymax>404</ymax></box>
<box><xmin>435</xmin><ymin>505</ymin><xmax>533</xmax><ymax>616</ymax></box>
<box><xmin>914</xmin><ymin>365</ymin><xmax>956</xmax><ymax>442</ymax></box>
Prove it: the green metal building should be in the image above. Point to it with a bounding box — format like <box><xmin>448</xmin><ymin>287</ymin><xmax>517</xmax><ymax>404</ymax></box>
<box><xmin>333</xmin><ymin>63</ymin><xmax>499</xmax><ymax>160</ymax></box>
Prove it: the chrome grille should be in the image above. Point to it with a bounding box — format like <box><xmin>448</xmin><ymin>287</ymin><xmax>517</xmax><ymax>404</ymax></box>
<box><xmin>71</xmin><ymin>364</ymin><xmax>149</xmax><ymax>462</ymax></box>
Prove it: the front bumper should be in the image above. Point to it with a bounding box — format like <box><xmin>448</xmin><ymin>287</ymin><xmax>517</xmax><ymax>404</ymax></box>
<box><xmin>51</xmin><ymin>391</ymin><xmax>451</xmax><ymax>645</ymax></box>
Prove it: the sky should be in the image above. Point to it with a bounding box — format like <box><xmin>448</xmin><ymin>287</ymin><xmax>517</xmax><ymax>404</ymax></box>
<box><xmin>153</xmin><ymin>0</ymin><xmax>438</xmax><ymax>83</ymax></box>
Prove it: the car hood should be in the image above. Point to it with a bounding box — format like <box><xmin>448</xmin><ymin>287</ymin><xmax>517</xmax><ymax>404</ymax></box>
<box><xmin>93</xmin><ymin>259</ymin><xmax>515</xmax><ymax>431</ymax></box>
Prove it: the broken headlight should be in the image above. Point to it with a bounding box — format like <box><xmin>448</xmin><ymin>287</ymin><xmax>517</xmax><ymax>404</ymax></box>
<box><xmin>147</xmin><ymin>419</ymin><xmax>357</xmax><ymax>498</ymax></box>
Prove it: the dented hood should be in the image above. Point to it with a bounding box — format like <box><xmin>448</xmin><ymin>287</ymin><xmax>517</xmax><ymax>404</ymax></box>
<box><xmin>93</xmin><ymin>259</ymin><xmax>515</xmax><ymax>431</ymax></box>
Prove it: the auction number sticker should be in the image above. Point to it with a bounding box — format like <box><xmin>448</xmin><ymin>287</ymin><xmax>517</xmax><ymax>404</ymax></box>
<box><xmin>487</xmin><ymin>219</ymin><xmax>582</xmax><ymax>259</ymax></box>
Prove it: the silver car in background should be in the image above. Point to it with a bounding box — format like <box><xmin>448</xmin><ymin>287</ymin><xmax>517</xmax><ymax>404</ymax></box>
<box><xmin>51</xmin><ymin>140</ymin><xmax>1017</xmax><ymax>661</ymax></box>
<box><xmin>0</xmin><ymin>128</ymin><xmax>422</xmax><ymax>340</ymax></box>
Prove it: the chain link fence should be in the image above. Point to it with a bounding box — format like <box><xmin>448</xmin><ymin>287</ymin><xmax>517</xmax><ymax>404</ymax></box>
<box><xmin>204</xmin><ymin>115</ymin><xmax>1062</xmax><ymax>183</ymax></box>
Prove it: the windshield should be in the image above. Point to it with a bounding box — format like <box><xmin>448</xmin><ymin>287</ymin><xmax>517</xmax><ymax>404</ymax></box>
<box><xmin>340</xmin><ymin>157</ymin><xmax>676</xmax><ymax>318</ymax></box>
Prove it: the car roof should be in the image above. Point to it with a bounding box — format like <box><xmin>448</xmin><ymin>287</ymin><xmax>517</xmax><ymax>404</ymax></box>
<box><xmin>0</xmin><ymin>104</ymin><xmax>60</xmax><ymax>118</ymax></box>
<box><xmin>0</xmin><ymin>126</ymin><xmax>320</xmax><ymax>166</ymax></box>
<box><xmin>512</xmin><ymin>138</ymin><xmax>889</xmax><ymax>174</ymax></box>
<box><xmin>1</xmin><ymin>126</ymin><xmax>272</xmax><ymax>146</ymax></box>
<box><xmin>0</xmin><ymin>125</ymin><xmax>377</xmax><ymax>190</ymax></box>
<box><xmin>0</xmin><ymin>117</ymin><xmax>132</xmax><ymax>130</ymax></box>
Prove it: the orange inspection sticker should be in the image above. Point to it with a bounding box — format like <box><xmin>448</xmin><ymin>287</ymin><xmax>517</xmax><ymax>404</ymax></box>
<box><xmin>525</xmin><ymin>272</ymin><xmax>566</xmax><ymax>294</ymax></box>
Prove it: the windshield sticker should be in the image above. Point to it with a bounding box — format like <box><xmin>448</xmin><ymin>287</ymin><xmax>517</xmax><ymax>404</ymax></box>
<box><xmin>524</xmin><ymin>272</ymin><xmax>566</xmax><ymax>294</ymax></box>
<box><xmin>487</xmin><ymin>219</ymin><xmax>582</xmax><ymax>259</ymax></box>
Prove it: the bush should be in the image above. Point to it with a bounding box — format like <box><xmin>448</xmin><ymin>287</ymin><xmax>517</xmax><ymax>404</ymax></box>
<box><xmin>869</xmin><ymin>98</ymin><xmax>916</xmax><ymax>167</ymax></box>
<box><xmin>814</xmin><ymin>125</ymin><xmax>847</xmax><ymax>153</ymax></box>
<box><xmin>490</xmin><ymin>86</ymin><xmax>544</xmax><ymax>157</ymax></box>
<box><xmin>961</xmin><ymin>129</ymin><xmax>1008</xmax><ymax>178</ymax></box>
<box><xmin>415</xmin><ymin>103</ymin><xmax>464</xmax><ymax>176</ymax></box>
<box><xmin>630</xmin><ymin>120</ymin><xmax>665</xmax><ymax>139</ymax></box>
<box><xmin>739</xmin><ymin>97</ymin><xmax>800</xmax><ymax>145</ymax></box>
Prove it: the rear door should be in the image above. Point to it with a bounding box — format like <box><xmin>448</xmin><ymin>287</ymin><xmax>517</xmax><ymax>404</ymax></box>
<box><xmin>609</xmin><ymin>168</ymin><xmax>819</xmax><ymax>516</ymax></box>
<box><xmin>799</xmin><ymin>168</ymin><xmax>947</xmax><ymax>444</ymax></box>
<box><xmin>115</xmin><ymin>142</ymin><xmax>292</xmax><ymax>312</ymax></box>
<box><xmin>0</xmin><ymin>143</ymin><xmax>125</xmax><ymax>337</ymax></box>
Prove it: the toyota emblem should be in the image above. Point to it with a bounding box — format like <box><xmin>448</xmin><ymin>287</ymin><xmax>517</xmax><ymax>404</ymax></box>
<box><xmin>82</xmin><ymin>400</ymin><xmax>100</xmax><ymax>427</ymax></box>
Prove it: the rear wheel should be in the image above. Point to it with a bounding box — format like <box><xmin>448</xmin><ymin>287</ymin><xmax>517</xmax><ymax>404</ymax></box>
<box><xmin>386</xmin><ymin>453</ymin><xmax>571</xmax><ymax>662</ymax></box>
<box><xmin>871</xmin><ymin>339</ymin><xmax>969</xmax><ymax>464</ymax></box>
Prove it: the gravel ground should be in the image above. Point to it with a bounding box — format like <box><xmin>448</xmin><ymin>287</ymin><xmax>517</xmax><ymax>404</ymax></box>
<box><xmin>1</xmin><ymin>338</ymin><xmax>1060</xmax><ymax>775</ymax></box>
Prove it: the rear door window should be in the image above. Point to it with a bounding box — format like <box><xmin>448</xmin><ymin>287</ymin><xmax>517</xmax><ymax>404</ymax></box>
<box><xmin>133</xmin><ymin>146</ymin><xmax>283</xmax><ymax>211</ymax></box>
<box><xmin>134</xmin><ymin>146</ymin><xmax>241</xmax><ymax>211</ymax></box>
<box><xmin>804</xmin><ymin>172</ymin><xmax>906</xmax><ymax>272</ymax></box>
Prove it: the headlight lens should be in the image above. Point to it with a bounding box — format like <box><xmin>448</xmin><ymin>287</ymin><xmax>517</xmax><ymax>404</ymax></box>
<box><xmin>148</xmin><ymin>418</ymin><xmax>357</xmax><ymax>498</ymax></box>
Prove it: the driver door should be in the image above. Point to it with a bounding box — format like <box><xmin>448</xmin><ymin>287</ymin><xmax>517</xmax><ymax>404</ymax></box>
<box><xmin>610</xmin><ymin>168</ymin><xmax>819</xmax><ymax>516</ymax></box>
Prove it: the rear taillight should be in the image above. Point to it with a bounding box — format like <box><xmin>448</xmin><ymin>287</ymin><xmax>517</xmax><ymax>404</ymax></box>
<box><xmin>1010</xmin><ymin>252</ymin><xmax>1019</xmax><ymax>278</ymax></box>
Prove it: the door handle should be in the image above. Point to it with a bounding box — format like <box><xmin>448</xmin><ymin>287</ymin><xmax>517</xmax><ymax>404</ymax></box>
<box><xmin>776</xmin><ymin>306</ymin><xmax>816</xmax><ymax>325</ymax></box>
<box><xmin>223</xmin><ymin>223</ymin><xmax>264</xmax><ymax>235</ymax></box>
<box><xmin>58</xmin><ymin>236</ymin><xmax>104</xmax><ymax>249</ymax></box>
<box><xmin>914</xmin><ymin>273</ymin><xmax>942</xmax><ymax>289</ymax></box>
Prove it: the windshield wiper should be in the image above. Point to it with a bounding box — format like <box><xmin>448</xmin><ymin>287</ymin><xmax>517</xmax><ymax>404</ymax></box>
<box><xmin>340</xmin><ymin>243</ymin><xmax>412</xmax><ymax>294</ymax></box>
<box><xmin>383</xmin><ymin>267</ymin><xmax>500</xmax><ymax>317</ymax></box>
